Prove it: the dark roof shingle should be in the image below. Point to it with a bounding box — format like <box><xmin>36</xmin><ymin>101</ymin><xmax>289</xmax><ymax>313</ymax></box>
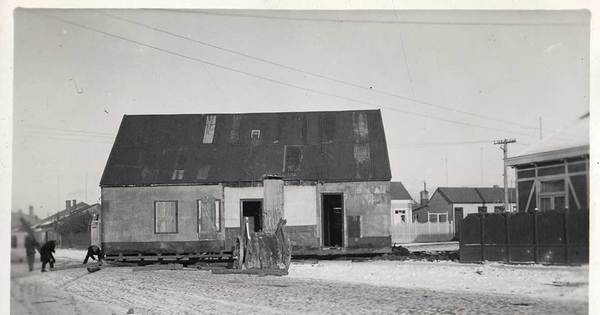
<box><xmin>390</xmin><ymin>182</ymin><xmax>412</xmax><ymax>200</ymax></box>
<box><xmin>437</xmin><ymin>187</ymin><xmax>515</xmax><ymax>204</ymax></box>
<box><xmin>101</xmin><ymin>110</ymin><xmax>391</xmax><ymax>186</ymax></box>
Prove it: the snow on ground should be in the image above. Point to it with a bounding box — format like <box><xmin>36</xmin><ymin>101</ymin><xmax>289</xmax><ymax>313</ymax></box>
<box><xmin>288</xmin><ymin>259</ymin><xmax>588</xmax><ymax>302</ymax></box>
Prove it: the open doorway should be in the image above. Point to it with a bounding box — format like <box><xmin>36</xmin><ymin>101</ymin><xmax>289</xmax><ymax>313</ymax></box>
<box><xmin>242</xmin><ymin>200</ymin><xmax>263</xmax><ymax>232</ymax></box>
<box><xmin>322</xmin><ymin>193</ymin><xmax>344</xmax><ymax>247</ymax></box>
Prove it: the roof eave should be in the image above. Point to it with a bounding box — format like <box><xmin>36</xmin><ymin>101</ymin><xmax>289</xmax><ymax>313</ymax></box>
<box><xmin>506</xmin><ymin>145</ymin><xmax>589</xmax><ymax>167</ymax></box>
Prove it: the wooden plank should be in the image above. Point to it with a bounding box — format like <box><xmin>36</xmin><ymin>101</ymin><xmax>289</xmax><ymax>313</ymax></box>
<box><xmin>211</xmin><ymin>268</ymin><xmax>288</xmax><ymax>276</ymax></box>
<box><xmin>132</xmin><ymin>264</ymin><xmax>183</xmax><ymax>272</ymax></box>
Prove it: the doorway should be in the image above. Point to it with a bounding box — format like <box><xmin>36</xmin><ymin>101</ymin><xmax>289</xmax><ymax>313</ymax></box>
<box><xmin>322</xmin><ymin>194</ymin><xmax>344</xmax><ymax>247</ymax></box>
<box><xmin>242</xmin><ymin>200</ymin><xmax>263</xmax><ymax>232</ymax></box>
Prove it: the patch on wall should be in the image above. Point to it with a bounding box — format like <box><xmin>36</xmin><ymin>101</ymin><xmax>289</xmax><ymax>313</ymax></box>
<box><xmin>196</xmin><ymin>165</ymin><xmax>211</xmax><ymax>180</ymax></box>
<box><xmin>354</xmin><ymin>143</ymin><xmax>372</xmax><ymax>179</ymax></box>
<box><xmin>203</xmin><ymin>115</ymin><xmax>216</xmax><ymax>144</ymax></box>
<box><xmin>352</xmin><ymin>112</ymin><xmax>369</xmax><ymax>143</ymax></box>
<box><xmin>229</xmin><ymin>114</ymin><xmax>241</xmax><ymax>144</ymax></box>
<box><xmin>284</xmin><ymin>145</ymin><xmax>303</xmax><ymax>173</ymax></box>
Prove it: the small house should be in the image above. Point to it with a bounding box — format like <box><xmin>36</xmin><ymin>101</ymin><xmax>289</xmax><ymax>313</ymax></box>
<box><xmin>413</xmin><ymin>186</ymin><xmax>516</xmax><ymax>238</ymax></box>
<box><xmin>390</xmin><ymin>181</ymin><xmax>414</xmax><ymax>225</ymax></box>
<box><xmin>99</xmin><ymin>110</ymin><xmax>392</xmax><ymax>258</ymax></box>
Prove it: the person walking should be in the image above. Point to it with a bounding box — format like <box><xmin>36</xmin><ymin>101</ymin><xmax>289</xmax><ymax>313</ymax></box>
<box><xmin>39</xmin><ymin>240</ymin><xmax>56</xmax><ymax>272</ymax></box>
<box><xmin>24</xmin><ymin>235</ymin><xmax>39</xmax><ymax>272</ymax></box>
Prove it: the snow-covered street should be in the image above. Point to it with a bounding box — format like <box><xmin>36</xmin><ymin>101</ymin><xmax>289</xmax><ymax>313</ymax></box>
<box><xmin>10</xmin><ymin>249</ymin><xmax>587</xmax><ymax>315</ymax></box>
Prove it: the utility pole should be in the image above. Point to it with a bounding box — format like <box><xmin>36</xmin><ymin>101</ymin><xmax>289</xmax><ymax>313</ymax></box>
<box><xmin>539</xmin><ymin>116</ymin><xmax>543</xmax><ymax>140</ymax></box>
<box><xmin>494</xmin><ymin>138</ymin><xmax>516</xmax><ymax>212</ymax></box>
<box><xmin>444</xmin><ymin>154</ymin><xmax>448</xmax><ymax>186</ymax></box>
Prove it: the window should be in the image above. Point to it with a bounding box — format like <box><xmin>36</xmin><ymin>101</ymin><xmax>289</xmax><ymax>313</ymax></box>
<box><xmin>202</xmin><ymin>115</ymin><xmax>216</xmax><ymax>143</ymax></box>
<box><xmin>539</xmin><ymin>179</ymin><xmax>566</xmax><ymax>211</ymax></box>
<box><xmin>494</xmin><ymin>206</ymin><xmax>505</xmax><ymax>213</ymax></box>
<box><xmin>171</xmin><ymin>169</ymin><xmax>184</xmax><ymax>180</ymax></box>
<box><xmin>393</xmin><ymin>209</ymin><xmax>407</xmax><ymax>224</ymax></box>
<box><xmin>198</xmin><ymin>199</ymin><xmax>221</xmax><ymax>237</ymax></box>
<box><xmin>155</xmin><ymin>201</ymin><xmax>177</xmax><ymax>233</ymax></box>
<box><xmin>251</xmin><ymin>130</ymin><xmax>261</xmax><ymax>141</ymax></box>
<box><xmin>478</xmin><ymin>206</ymin><xmax>488</xmax><ymax>213</ymax></box>
<box><xmin>428</xmin><ymin>213</ymin><xmax>438</xmax><ymax>223</ymax></box>
<box><xmin>439</xmin><ymin>214</ymin><xmax>448</xmax><ymax>223</ymax></box>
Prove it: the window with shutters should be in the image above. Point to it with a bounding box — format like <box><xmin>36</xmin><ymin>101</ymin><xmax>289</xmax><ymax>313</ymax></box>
<box><xmin>198</xmin><ymin>199</ymin><xmax>221</xmax><ymax>238</ymax></box>
<box><xmin>154</xmin><ymin>201</ymin><xmax>178</xmax><ymax>234</ymax></box>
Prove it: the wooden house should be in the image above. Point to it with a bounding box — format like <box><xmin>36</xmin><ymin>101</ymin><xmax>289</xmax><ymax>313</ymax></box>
<box><xmin>99</xmin><ymin>110</ymin><xmax>392</xmax><ymax>259</ymax></box>
<box><xmin>506</xmin><ymin>113</ymin><xmax>589</xmax><ymax>212</ymax></box>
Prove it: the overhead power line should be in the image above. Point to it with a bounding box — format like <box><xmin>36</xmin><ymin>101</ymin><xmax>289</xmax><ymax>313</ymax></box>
<box><xmin>100</xmin><ymin>11</ymin><xmax>540</xmax><ymax>130</ymax></box>
<box><xmin>32</xmin><ymin>11</ymin><xmax>541</xmax><ymax>139</ymax></box>
<box><xmin>158</xmin><ymin>9</ymin><xmax>586</xmax><ymax>27</ymax></box>
<box><xmin>24</xmin><ymin>126</ymin><xmax>115</xmax><ymax>137</ymax></box>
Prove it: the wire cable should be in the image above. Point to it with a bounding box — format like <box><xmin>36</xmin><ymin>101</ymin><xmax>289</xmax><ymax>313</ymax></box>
<box><xmin>99</xmin><ymin>11</ymin><xmax>542</xmax><ymax>130</ymax></box>
<box><xmin>31</xmin><ymin>11</ymin><xmax>541</xmax><ymax>139</ymax></box>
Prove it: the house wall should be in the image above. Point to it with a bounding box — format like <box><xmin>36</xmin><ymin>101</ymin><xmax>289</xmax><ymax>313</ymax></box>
<box><xmin>102</xmin><ymin>180</ymin><xmax>391</xmax><ymax>254</ymax></box>
<box><xmin>318</xmin><ymin>181</ymin><xmax>391</xmax><ymax>248</ymax></box>
<box><xmin>101</xmin><ymin>185</ymin><xmax>224</xmax><ymax>253</ymax></box>
<box><xmin>283</xmin><ymin>185</ymin><xmax>320</xmax><ymax>248</ymax></box>
<box><xmin>391</xmin><ymin>199</ymin><xmax>412</xmax><ymax>225</ymax></box>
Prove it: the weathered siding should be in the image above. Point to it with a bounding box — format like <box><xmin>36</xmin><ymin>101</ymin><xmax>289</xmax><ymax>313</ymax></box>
<box><xmin>318</xmin><ymin>181</ymin><xmax>391</xmax><ymax>248</ymax></box>
<box><xmin>283</xmin><ymin>184</ymin><xmax>319</xmax><ymax>248</ymax></box>
<box><xmin>101</xmin><ymin>185</ymin><xmax>223</xmax><ymax>243</ymax></box>
<box><xmin>263</xmin><ymin>179</ymin><xmax>284</xmax><ymax>233</ymax></box>
<box><xmin>284</xmin><ymin>185</ymin><xmax>318</xmax><ymax>226</ymax></box>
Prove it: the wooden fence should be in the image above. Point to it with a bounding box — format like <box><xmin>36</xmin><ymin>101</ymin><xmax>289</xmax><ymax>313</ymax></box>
<box><xmin>391</xmin><ymin>221</ymin><xmax>455</xmax><ymax>245</ymax></box>
<box><xmin>459</xmin><ymin>210</ymin><xmax>588</xmax><ymax>264</ymax></box>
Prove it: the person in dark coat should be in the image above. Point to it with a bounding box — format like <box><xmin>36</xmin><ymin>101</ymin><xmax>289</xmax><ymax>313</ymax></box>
<box><xmin>39</xmin><ymin>240</ymin><xmax>56</xmax><ymax>272</ymax></box>
<box><xmin>24</xmin><ymin>235</ymin><xmax>39</xmax><ymax>272</ymax></box>
<box><xmin>83</xmin><ymin>245</ymin><xmax>105</xmax><ymax>265</ymax></box>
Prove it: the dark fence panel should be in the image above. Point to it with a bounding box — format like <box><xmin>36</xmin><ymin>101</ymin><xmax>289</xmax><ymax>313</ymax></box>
<box><xmin>508</xmin><ymin>213</ymin><xmax>535</xmax><ymax>262</ymax></box>
<box><xmin>536</xmin><ymin>210</ymin><xmax>566</xmax><ymax>264</ymax></box>
<box><xmin>460</xmin><ymin>210</ymin><xmax>588</xmax><ymax>265</ymax></box>
<box><xmin>567</xmin><ymin>210</ymin><xmax>589</xmax><ymax>264</ymax></box>
<box><xmin>459</xmin><ymin>214</ymin><xmax>482</xmax><ymax>263</ymax></box>
<box><xmin>482</xmin><ymin>214</ymin><xmax>507</xmax><ymax>262</ymax></box>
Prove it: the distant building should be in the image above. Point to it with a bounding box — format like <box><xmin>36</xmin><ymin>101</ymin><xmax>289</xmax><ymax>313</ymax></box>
<box><xmin>412</xmin><ymin>186</ymin><xmax>516</xmax><ymax>238</ymax></box>
<box><xmin>390</xmin><ymin>181</ymin><xmax>414</xmax><ymax>225</ymax></box>
<box><xmin>506</xmin><ymin>113</ymin><xmax>589</xmax><ymax>212</ymax></box>
<box><xmin>11</xmin><ymin>206</ymin><xmax>40</xmax><ymax>250</ymax></box>
<box><xmin>34</xmin><ymin>200</ymin><xmax>100</xmax><ymax>248</ymax></box>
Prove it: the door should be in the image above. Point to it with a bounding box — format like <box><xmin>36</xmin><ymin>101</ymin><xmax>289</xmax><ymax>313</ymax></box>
<box><xmin>322</xmin><ymin>194</ymin><xmax>344</xmax><ymax>247</ymax></box>
<box><xmin>454</xmin><ymin>208</ymin><xmax>464</xmax><ymax>241</ymax></box>
<box><xmin>242</xmin><ymin>200</ymin><xmax>263</xmax><ymax>232</ymax></box>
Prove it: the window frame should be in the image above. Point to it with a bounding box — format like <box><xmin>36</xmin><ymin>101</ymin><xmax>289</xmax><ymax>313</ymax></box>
<box><xmin>154</xmin><ymin>200</ymin><xmax>178</xmax><ymax>234</ymax></box>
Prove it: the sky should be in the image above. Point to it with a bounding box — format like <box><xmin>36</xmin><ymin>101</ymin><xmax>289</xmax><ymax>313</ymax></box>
<box><xmin>12</xmin><ymin>9</ymin><xmax>590</xmax><ymax>218</ymax></box>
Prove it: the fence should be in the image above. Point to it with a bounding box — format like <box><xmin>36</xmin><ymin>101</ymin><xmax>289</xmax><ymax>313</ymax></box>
<box><xmin>459</xmin><ymin>210</ymin><xmax>588</xmax><ymax>264</ymax></box>
<box><xmin>391</xmin><ymin>220</ymin><xmax>455</xmax><ymax>245</ymax></box>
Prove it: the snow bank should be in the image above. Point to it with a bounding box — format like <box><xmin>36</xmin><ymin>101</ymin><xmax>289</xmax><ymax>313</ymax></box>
<box><xmin>288</xmin><ymin>260</ymin><xmax>588</xmax><ymax>302</ymax></box>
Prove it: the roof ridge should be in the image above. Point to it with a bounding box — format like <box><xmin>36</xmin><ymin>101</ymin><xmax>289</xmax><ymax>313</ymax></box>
<box><xmin>123</xmin><ymin>109</ymin><xmax>381</xmax><ymax>117</ymax></box>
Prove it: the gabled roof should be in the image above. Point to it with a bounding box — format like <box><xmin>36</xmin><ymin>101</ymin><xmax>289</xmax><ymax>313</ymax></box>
<box><xmin>435</xmin><ymin>187</ymin><xmax>516</xmax><ymax>204</ymax></box>
<box><xmin>101</xmin><ymin>110</ymin><xmax>391</xmax><ymax>186</ymax></box>
<box><xmin>36</xmin><ymin>202</ymin><xmax>99</xmax><ymax>227</ymax></box>
<box><xmin>507</xmin><ymin>113</ymin><xmax>589</xmax><ymax>166</ymax></box>
<box><xmin>390</xmin><ymin>182</ymin><xmax>412</xmax><ymax>200</ymax></box>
